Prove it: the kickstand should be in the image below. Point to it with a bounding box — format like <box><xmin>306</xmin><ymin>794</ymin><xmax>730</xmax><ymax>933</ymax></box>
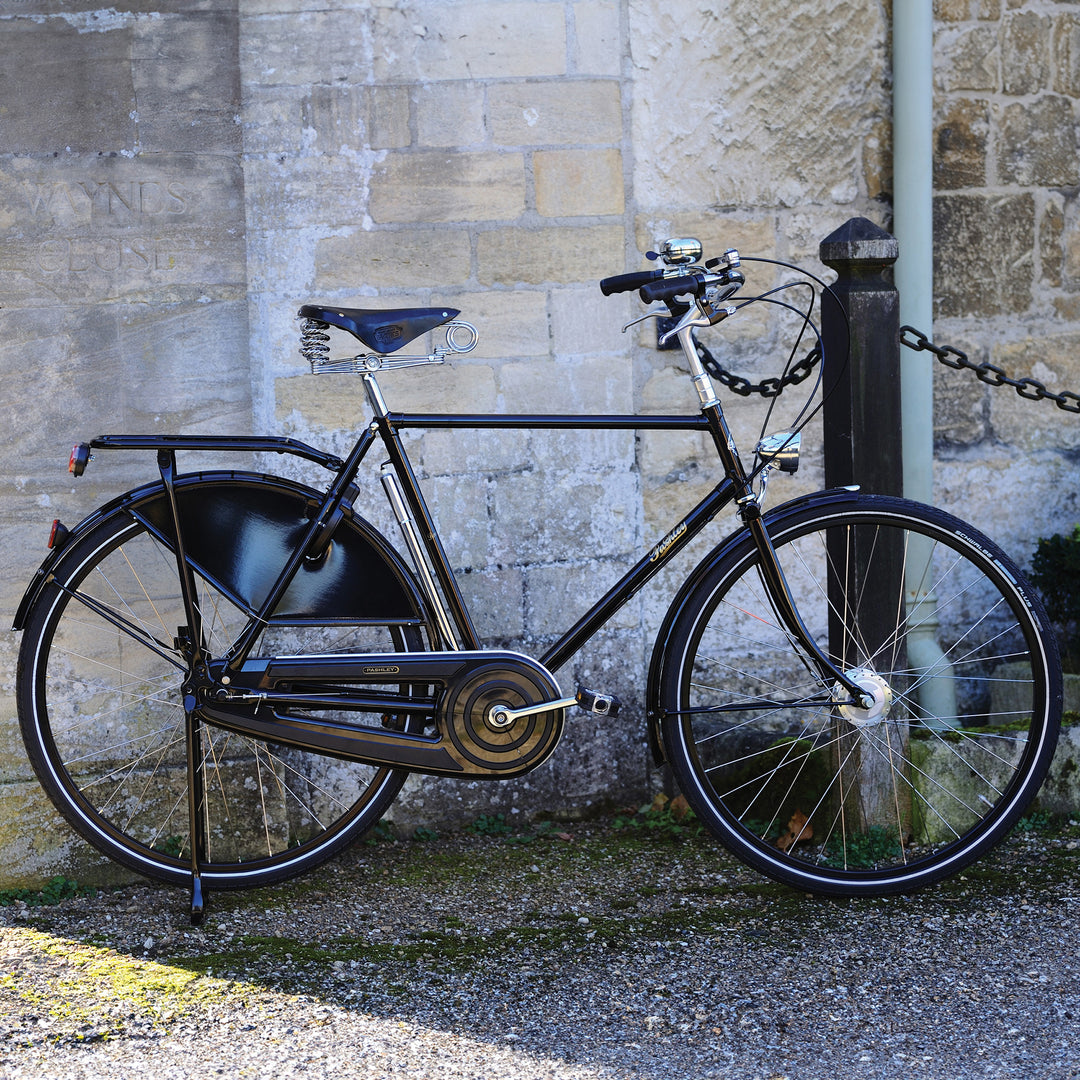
<box><xmin>190</xmin><ymin>872</ymin><xmax>207</xmax><ymax>926</ymax></box>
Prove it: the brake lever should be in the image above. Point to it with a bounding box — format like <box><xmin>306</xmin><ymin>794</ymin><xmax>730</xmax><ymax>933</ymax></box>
<box><xmin>657</xmin><ymin>305</ymin><xmax>737</xmax><ymax>348</ymax></box>
<box><xmin>621</xmin><ymin>310</ymin><xmax>667</xmax><ymax>334</ymax></box>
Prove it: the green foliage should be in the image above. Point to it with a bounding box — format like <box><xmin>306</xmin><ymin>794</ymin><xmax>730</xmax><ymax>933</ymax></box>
<box><xmin>363</xmin><ymin>821</ymin><xmax>397</xmax><ymax>845</ymax></box>
<box><xmin>0</xmin><ymin>876</ymin><xmax>93</xmax><ymax>907</ymax></box>
<box><xmin>823</xmin><ymin>826</ymin><xmax>901</xmax><ymax>869</ymax></box>
<box><xmin>1014</xmin><ymin>810</ymin><xmax>1055</xmax><ymax>834</ymax></box>
<box><xmin>412</xmin><ymin>826</ymin><xmax>440</xmax><ymax>843</ymax></box>
<box><xmin>1030</xmin><ymin>524</ymin><xmax>1080</xmax><ymax>671</ymax></box>
<box><xmin>613</xmin><ymin>794</ymin><xmax>703</xmax><ymax>840</ymax></box>
<box><xmin>741</xmin><ymin>817</ymin><xmax>784</xmax><ymax>843</ymax></box>
<box><xmin>465</xmin><ymin>813</ymin><xmax>513</xmax><ymax>837</ymax></box>
<box><xmin>151</xmin><ymin>835</ymin><xmax>186</xmax><ymax>859</ymax></box>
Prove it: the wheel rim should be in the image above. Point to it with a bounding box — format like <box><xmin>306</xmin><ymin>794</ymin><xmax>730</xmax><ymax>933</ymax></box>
<box><xmin>24</xmin><ymin>517</ymin><xmax>426</xmax><ymax>887</ymax></box>
<box><xmin>666</xmin><ymin>505</ymin><xmax>1059</xmax><ymax>891</ymax></box>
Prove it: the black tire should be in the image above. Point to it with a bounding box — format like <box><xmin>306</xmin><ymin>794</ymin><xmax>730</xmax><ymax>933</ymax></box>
<box><xmin>659</xmin><ymin>494</ymin><xmax>1062</xmax><ymax>896</ymax></box>
<box><xmin>17</xmin><ymin>507</ymin><xmax>427</xmax><ymax>889</ymax></box>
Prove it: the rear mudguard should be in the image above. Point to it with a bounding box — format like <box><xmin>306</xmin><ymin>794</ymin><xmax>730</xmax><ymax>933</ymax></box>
<box><xmin>644</xmin><ymin>487</ymin><xmax>864</xmax><ymax>766</ymax></box>
<box><xmin>13</xmin><ymin>471</ymin><xmax>426</xmax><ymax>630</ymax></box>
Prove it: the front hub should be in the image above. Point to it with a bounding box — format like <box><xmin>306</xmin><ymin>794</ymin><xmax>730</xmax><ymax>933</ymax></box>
<box><xmin>832</xmin><ymin>668</ymin><xmax>894</xmax><ymax>728</ymax></box>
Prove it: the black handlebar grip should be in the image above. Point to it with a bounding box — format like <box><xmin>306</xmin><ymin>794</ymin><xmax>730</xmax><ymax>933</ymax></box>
<box><xmin>639</xmin><ymin>275</ymin><xmax>702</xmax><ymax>304</ymax></box>
<box><xmin>599</xmin><ymin>270</ymin><xmax>664</xmax><ymax>296</ymax></box>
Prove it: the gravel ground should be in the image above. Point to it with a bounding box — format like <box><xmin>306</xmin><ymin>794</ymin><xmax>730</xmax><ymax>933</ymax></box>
<box><xmin>2</xmin><ymin>814</ymin><xmax>1079</xmax><ymax>1080</ymax></box>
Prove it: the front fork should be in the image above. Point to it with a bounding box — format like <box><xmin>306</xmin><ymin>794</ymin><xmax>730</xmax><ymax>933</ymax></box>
<box><xmin>677</xmin><ymin>324</ymin><xmax>872</xmax><ymax>708</ymax></box>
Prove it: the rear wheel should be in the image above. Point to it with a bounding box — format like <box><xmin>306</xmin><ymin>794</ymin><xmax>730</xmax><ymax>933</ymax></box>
<box><xmin>17</xmin><ymin>508</ymin><xmax>428</xmax><ymax>889</ymax></box>
<box><xmin>660</xmin><ymin>495</ymin><xmax>1061</xmax><ymax>895</ymax></box>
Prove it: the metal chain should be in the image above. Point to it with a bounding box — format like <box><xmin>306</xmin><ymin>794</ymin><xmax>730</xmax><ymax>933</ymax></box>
<box><xmin>695</xmin><ymin>339</ymin><xmax>821</xmax><ymax>398</ymax></box>
<box><xmin>901</xmin><ymin>325</ymin><xmax>1080</xmax><ymax>415</ymax></box>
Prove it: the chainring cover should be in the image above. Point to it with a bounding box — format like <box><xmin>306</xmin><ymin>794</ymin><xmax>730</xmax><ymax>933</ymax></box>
<box><xmin>437</xmin><ymin>655</ymin><xmax>565</xmax><ymax>775</ymax></box>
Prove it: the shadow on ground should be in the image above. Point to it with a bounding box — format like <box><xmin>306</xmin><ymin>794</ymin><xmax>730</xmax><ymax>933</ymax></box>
<box><xmin>2</xmin><ymin>816</ymin><xmax>1079</xmax><ymax>1079</ymax></box>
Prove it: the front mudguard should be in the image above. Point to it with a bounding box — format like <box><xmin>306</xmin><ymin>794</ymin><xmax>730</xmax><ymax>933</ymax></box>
<box><xmin>644</xmin><ymin>487</ymin><xmax>863</xmax><ymax>766</ymax></box>
<box><xmin>13</xmin><ymin>471</ymin><xmax>426</xmax><ymax>630</ymax></box>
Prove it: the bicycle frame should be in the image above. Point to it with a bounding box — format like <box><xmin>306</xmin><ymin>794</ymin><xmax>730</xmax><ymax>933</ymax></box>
<box><xmin>77</xmin><ymin>357</ymin><xmax>868</xmax><ymax>740</ymax></box>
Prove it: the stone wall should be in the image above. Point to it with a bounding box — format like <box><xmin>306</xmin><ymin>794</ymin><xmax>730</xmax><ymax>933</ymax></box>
<box><xmin>0</xmin><ymin>1</ymin><xmax>252</xmax><ymax>886</ymax></box>
<box><xmin>1</xmin><ymin>0</ymin><xmax>1077</xmax><ymax>887</ymax></box>
<box><xmin>931</xmin><ymin>1</ymin><xmax>1080</xmax><ymax>536</ymax></box>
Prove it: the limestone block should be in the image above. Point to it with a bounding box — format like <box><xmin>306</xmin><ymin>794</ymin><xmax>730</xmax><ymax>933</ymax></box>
<box><xmin>934</xmin><ymin>451</ymin><xmax>1080</xmax><ymax>566</ymax></box>
<box><xmin>454</xmin><ymin>565</ymin><xmax>525</xmax><ymax>642</ymax></box>
<box><xmin>417</xmin><ymin>83</ymin><xmax>486</xmax><ymax>148</ymax></box>
<box><xmin>933</xmin><ymin>193</ymin><xmax>1034</xmax><ymax>318</ymax></box>
<box><xmin>371</xmin><ymin>2</ymin><xmax>567</xmax><ymax>81</ymax></box>
<box><xmin>934</xmin><ymin>1</ymin><xmax>1002</xmax><ymax>21</ymax></box>
<box><xmin>0</xmin><ymin>780</ymin><xmax>137</xmax><ymax>890</ymax></box>
<box><xmin>0</xmin><ymin>301</ymin><xmax>252</xmax><ymax>512</ymax></box>
<box><xmin>996</xmin><ymin>96</ymin><xmax>1080</xmax><ymax>187</ymax></box>
<box><xmin>1001</xmin><ymin>11</ymin><xmax>1050</xmax><ymax>96</ymax></box>
<box><xmin>527</xmin><ymin>426</ymin><xmax>636</xmax><ymax>476</ymax></box>
<box><xmin>1053</xmin><ymin>14</ymin><xmax>1080</xmax><ymax>97</ymax></box>
<box><xmin>420</xmin><ymin>288</ymin><xmax>549</xmax><ymax>362</ymax></box>
<box><xmin>243</xmin><ymin>88</ymin><xmax>308</xmax><ymax>155</ymax></box>
<box><xmin>1040</xmin><ymin>198</ymin><xmax>1065</xmax><ymax>288</ymax></box>
<box><xmin>0</xmin><ymin>154</ymin><xmax>246</xmax><ymax>306</ymax></box>
<box><xmin>550</xmin><ymin>286</ymin><xmax>632</xmax><ymax>360</ymax></box>
<box><xmin>935</xmin><ymin>25</ymin><xmax>999</xmax><ymax>92</ymax></box>
<box><xmin>244</xmin><ymin>154</ymin><xmax>383</xmax><ymax>233</ymax></box>
<box><xmin>526</xmin><ymin>559</ymin><xmax>639</xmax><ymax>638</ymax></box>
<box><xmin>0</xmin><ymin>684</ymin><xmax>31</xmax><ymax>786</ymax></box>
<box><xmin>633</xmin><ymin>211</ymin><xmax>775</xmax><ymax>266</ymax></box>
<box><xmin>301</xmin><ymin>86</ymin><xmax>367</xmax><ymax>154</ymax></box>
<box><xmin>0</xmin><ymin>16</ymin><xmax>136</xmax><ymax>154</ymax></box>
<box><xmin>294</xmin><ymin>85</ymin><xmax>411</xmax><ymax>155</ymax></box>
<box><xmin>489</xmin><ymin>466</ymin><xmax>638</xmax><ymax>565</ymax></box>
<box><xmin>488</xmin><ymin>80</ymin><xmax>622</xmax><ymax>146</ymax></box>
<box><xmin>369</xmin><ymin>86</ymin><xmax>414</xmax><ymax>150</ymax></box>
<box><xmin>989</xmin><ymin>334</ymin><xmax>1080</xmax><ymax>452</ymax></box>
<box><xmin>477</xmin><ymin>224</ymin><xmax>624</xmax><ymax>286</ymax></box>
<box><xmin>369</xmin><ymin>151</ymin><xmax>526</xmax><ymax>224</ymax></box>
<box><xmin>498</xmin><ymin>356</ymin><xmax>634</xmax><ymax>413</ymax></box>
<box><xmin>934</xmin><ymin>98</ymin><xmax>989</xmax><ymax>189</ymax></box>
<box><xmin>240</xmin><ymin>8</ymin><xmax>372</xmax><ymax>87</ymax></box>
<box><xmin>421</xmin><ymin>429</ymin><xmax>534</xmax><ymax>478</ymax></box>
<box><xmin>315</xmin><ymin>227</ymin><xmax>472</xmax><ymax>291</ymax></box>
<box><xmin>275</xmin><ymin>363</ymin><xmax>498</xmax><ymax>429</ymax></box>
<box><xmin>132</xmin><ymin>11</ymin><xmax>242</xmax><ymax>154</ymax></box>
<box><xmin>429</xmin><ymin>472</ymin><xmax>491</xmax><ymax>571</ymax></box>
<box><xmin>534</xmin><ymin>149</ymin><xmax>625</xmax><ymax>218</ymax></box>
<box><xmin>932</xmin><ymin>343</ymin><xmax>989</xmax><ymax>448</ymax></box>
<box><xmin>628</xmin><ymin>0</ymin><xmax>887</xmax><ymax>212</ymax></box>
<box><xmin>572</xmin><ymin>1</ymin><xmax>622</xmax><ymax>78</ymax></box>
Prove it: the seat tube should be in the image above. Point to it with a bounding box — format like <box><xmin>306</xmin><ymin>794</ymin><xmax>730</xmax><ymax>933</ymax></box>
<box><xmin>364</xmin><ymin>374</ymin><xmax>480</xmax><ymax>650</ymax></box>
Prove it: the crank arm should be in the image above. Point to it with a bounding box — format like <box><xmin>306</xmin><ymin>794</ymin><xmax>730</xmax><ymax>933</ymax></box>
<box><xmin>489</xmin><ymin>696</ymin><xmax>579</xmax><ymax>728</ymax></box>
<box><xmin>489</xmin><ymin>687</ymin><xmax>620</xmax><ymax>728</ymax></box>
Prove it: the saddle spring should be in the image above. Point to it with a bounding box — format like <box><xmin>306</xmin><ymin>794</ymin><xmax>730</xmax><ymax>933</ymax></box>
<box><xmin>299</xmin><ymin>318</ymin><xmax>332</xmax><ymax>367</ymax></box>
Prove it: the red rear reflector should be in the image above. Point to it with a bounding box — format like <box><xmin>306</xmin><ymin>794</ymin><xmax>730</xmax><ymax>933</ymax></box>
<box><xmin>48</xmin><ymin>520</ymin><xmax>70</xmax><ymax>550</ymax></box>
<box><xmin>68</xmin><ymin>444</ymin><xmax>91</xmax><ymax>476</ymax></box>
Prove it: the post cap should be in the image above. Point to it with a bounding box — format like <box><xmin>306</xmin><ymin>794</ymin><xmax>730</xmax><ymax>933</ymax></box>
<box><xmin>820</xmin><ymin>217</ymin><xmax>899</xmax><ymax>268</ymax></box>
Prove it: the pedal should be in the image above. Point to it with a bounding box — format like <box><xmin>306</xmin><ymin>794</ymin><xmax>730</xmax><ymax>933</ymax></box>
<box><xmin>575</xmin><ymin>687</ymin><xmax>620</xmax><ymax>718</ymax></box>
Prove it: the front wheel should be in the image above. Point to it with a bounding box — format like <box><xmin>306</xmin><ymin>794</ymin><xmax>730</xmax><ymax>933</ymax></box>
<box><xmin>659</xmin><ymin>494</ymin><xmax>1062</xmax><ymax>896</ymax></box>
<box><xmin>17</xmin><ymin>505</ymin><xmax>428</xmax><ymax>890</ymax></box>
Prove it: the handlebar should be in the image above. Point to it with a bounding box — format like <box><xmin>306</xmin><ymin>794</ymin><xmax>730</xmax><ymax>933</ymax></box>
<box><xmin>599</xmin><ymin>270</ymin><xmax>664</xmax><ymax>296</ymax></box>
<box><xmin>638</xmin><ymin>274</ymin><xmax>704</xmax><ymax>304</ymax></box>
<box><xmin>599</xmin><ymin>242</ymin><xmax>745</xmax><ymax>318</ymax></box>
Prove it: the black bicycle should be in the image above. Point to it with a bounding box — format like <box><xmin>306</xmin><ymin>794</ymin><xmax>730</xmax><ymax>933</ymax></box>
<box><xmin>13</xmin><ymin>238</ymin><xmax>1062</xmax><ymax>921</ymax></box>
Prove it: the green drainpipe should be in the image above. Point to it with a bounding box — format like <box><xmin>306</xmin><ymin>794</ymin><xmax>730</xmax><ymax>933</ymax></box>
<box><xmin>893</xmin><ymin>0</ymin><xmax>957</xmax><ymax>730</ymax></box>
